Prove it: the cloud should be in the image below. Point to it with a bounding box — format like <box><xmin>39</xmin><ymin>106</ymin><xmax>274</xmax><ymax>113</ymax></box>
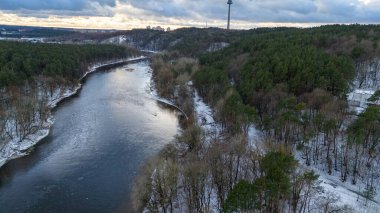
<box><xmin>122</xmin><ymin>0</ymin><xmax>380</xmax><ymax>23</ymax></box>
<box><xmin>0</xmin><ymin>0</ymin><xmax>115</xmax><ymax>11</ymax></box>
<box><xmin>0</xmin><ymin>0</ymin><xmax>380</xmax><ymax>29</ymax></box>
<box><xmin>125</xmin><ymin>0</ymin><xmax>192</xmax><ymax>17</ymax></box>
<box><xmin>0</xmin><ymin>0</ymin><xmax>115</xmax><ymax>17</ymax></box>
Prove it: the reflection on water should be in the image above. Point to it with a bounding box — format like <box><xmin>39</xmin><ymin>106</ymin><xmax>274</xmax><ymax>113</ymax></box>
<box><xmin>0</xmin><ymin>61</ymin><xmax>180</xmax><ymax>212</ymax></box>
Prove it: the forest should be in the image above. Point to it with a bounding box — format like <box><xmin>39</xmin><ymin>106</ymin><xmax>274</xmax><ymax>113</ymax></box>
<box><xmin>0</xmin><ymin>41</ymin><xmax>138</xmax><ymax>87</ymax></box>
<box><xmin>132</xmin><ymin>24</ymin><xmax>380</xmax><ymax>212</ymax></box>
<box><xmin>1</xmin><ymin>24</ymin><xmax>379</xmax><ymax>212</ymax></box>
<box><xmin>0</xmin><ymin>41</ymin><xmax>138</xmax><ymax>159</ymax></box>
<box><xmin>54</xmin><ymin>27</ymin><xmax>249</xmax><ymax>56</ymax></box>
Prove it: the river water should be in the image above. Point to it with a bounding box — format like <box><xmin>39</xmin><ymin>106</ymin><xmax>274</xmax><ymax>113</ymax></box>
<box><xmin>0</xmin><ymin>61</ymin><xmax>180</xmax><ymax>212</ymax></box>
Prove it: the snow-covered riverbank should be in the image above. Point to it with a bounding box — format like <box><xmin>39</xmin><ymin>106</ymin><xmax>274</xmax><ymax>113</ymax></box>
<box><xmin>0</xmin><ymin>56</ymin><xmax>147</xmax><ymax>168</ymax></box>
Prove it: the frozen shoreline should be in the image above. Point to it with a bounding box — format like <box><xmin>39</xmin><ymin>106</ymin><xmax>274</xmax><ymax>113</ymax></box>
<box><xmin>0</xmin><ymin>56</ymin><xmax>147</xmax><ymax>168</ymax></box>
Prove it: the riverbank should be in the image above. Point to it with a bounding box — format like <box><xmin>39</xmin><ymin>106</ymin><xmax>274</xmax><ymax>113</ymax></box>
<box><xmin>0</xmin><ymin>61</ymin><xmax>180</xmax><ymax>212</ymax></box>
<box><xmin>0</xmin><ymin>56</ymin><xmax>147</xmax><ymax>168</ymax></box>
<box><xmin>148</xmin><ymin>89</ymin><xmax>189</xmax><ymax>120</ymax></box>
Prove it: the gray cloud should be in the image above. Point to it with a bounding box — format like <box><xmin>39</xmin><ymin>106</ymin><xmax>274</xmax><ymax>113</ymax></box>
<box><xmin>123</xmin><ymin>0</ymin><xmax>380</xmax><ymax>23</ymax></box>
<box><xmin>126</xmin><ymin>0</ymin><xmax>191</xmax><ymax>17</ymax></box>
<box><xmin>1</xmin><ymin>0</ymin><xmax>380</xmax><ymax>24</ymax></box>
<box><xmin>0</xmin><ymin>0</ymin><xmax>115</xmax><ymax>17</ymax></box>
<box><xmin>0</xmin><ymin>0</ymin><xmax>115</xmax><ymax>11</ymax></box>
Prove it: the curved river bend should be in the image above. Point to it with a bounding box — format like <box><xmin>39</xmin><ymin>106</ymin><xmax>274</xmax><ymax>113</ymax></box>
<box><xmin>0</xmin><ymin>61</ymin><xmax>180</xmax><ymax>212</ymax></box>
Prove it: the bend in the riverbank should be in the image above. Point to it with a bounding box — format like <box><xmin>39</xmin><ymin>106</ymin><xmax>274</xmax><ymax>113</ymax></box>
<box><xmin>0</xmin><ymin>56</ymin><xmax>147</xmax><ymax>169</ymax></box>
<box><xmin>150</xmin><ymin>95</ymin><xmax>189</xmax><ymax>120</ymax></box>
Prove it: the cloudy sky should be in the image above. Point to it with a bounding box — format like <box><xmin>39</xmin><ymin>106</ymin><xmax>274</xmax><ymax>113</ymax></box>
<box><xmin>0</xmin><ymin>0</ymin><xmax>379</xmax><ymax>30</ymax></box>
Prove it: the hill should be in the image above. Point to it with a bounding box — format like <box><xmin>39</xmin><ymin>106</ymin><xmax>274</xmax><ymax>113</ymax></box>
<box><xmin>133</xmin><ymin>25</ymin><xmax>380</xmax><ymax>212</ymax></box>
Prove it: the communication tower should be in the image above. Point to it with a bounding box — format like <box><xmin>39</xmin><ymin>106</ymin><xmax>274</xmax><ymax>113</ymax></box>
<box><xmin>227</xmin><ymin>0</ymin><xmax>233</xmax><ymax>30</ymax></box>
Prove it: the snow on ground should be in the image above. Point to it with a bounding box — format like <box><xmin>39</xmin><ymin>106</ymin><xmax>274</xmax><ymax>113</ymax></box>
<box><xmin>0</xmin><ymin>117</ymin><xmax>53</xmax><ymax>168</ymax></box>
<box><xmin>295</xmin><ymin>150</ymin><xmax>380</xmax><ymax>213</ymax></box>
<box><xmin>190</xmin><ymin>90</ymin><xmax>221</xmax><ymax>211</ymax></box>
<box><xmin>0</xmin><ymin>123</ymin><xmax>51</xmax><ymax>165</ymax></box>
<box><xmin>207</xmin><ymin>42</ymin><xmax>230</xmax><ymax>52</ymax></box>
<box><xmin>101</xmin><ymin>35</ymin><xmax>127</xmax><ymax>45</ymax></box>
<box><xmin>247</xmin><ymin>125</ymin><xmax>264</xmax><ymax>150</ymax></box>
<box><xmin>317</xmin><ymin>169</ymin><xmax>380</xmax><ymax>213</ymax></box>
<box><xmin>192</xmin><ymin>89</ymin><xmax>223</xmax><ymax>144</ymax></box>
<box><xmin>193</xmin><ymin>90</ymin><xmax>215</xmax><ymax>126</ymax></box>
<box><xmin>46</xmin><ymin>86</ymin><xmax>81</xmax><ymax>108</ymax></box>
<box><xmin>0</xmin><ymin>56</ymin><xmax>146</xmax><ymax>169</ymax></box>
<box><xmin>141</xmin><ymin>50</ymin><xmax>160</xmax><ymax>54</ymax></box>
<box><xmin>347</xmin><ymin>89</ymin><xmax>376</xmax><ymax>114</ymax></box>
<box><xmin>190</xmin><ymin>84</ymin><xmax>380</xmax><ymax>212</ymax></box>
<box><xmin>334</xmin><ymin>89</ymin><xmax>380</xmax><ymax>211</ymax></box>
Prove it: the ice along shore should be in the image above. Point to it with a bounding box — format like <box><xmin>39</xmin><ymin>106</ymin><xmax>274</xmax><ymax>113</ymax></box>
<box><xmin>0</xmin><ymin>56</ymin><xmax>147</xmax><ymax>168</ymax></box>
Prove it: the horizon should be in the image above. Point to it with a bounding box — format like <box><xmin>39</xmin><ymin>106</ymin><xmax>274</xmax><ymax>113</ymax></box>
<box><xmin>1</xmin><ymin>22</ymin><xmax>380</xmax><ymax>32</ymax></box>
<box><xmin>1</xmin><ymin>0</ymin><xmax>380</xmax><ymax>30</ymax></box>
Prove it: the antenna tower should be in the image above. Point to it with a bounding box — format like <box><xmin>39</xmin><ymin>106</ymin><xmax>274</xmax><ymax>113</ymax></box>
<box><xmin>227</xmin><ymin>0</ymin><xmax>233</xmax><ymax>30</ymax></box>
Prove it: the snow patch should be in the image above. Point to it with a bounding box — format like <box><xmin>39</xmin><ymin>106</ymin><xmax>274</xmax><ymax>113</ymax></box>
<box><xmin>207</xmin><ymin>42</ymin><xmax>230</xmax><ymax>52</ymax></box>
<box><xmin>295</xmin><ymin>150</ymin><xmax>380</xmax><ymax>213</ymax></box>
<box><xmin>192</xmin><ymin>90</ymin><xmax>223</xmax><ymax>145</ymax></box>
<box><xmin>193</xmin><ymin>91</ymin><xmax>215</xmax><ymax>126</ymax></box>
<box><xmin>347</xmin><ymin>89</ymin><xmax>376</xmax><ymax>114</ymax></box>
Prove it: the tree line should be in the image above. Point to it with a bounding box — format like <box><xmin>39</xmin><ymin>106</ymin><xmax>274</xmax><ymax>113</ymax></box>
<box><xmin>133</xmin><ymin>24</ymin><xmax>380</xmax><ymax>212</ymax></box>
<box><xmin>0</xmin><ymin>41</ymin><xmax>138</xmax><ymax>87</ymax></box>
<box><xmin>0</xmin><ymin>41</ymin><xmax>138</xmax><ymax>152</ymax></box>
<box><xmin>133</xmin><ymin>53</ymin><xmax>350</xmax><ymax>212</ymax></box>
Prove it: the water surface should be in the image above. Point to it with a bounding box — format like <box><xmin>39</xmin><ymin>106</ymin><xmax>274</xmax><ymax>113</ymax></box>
<box><xmin>0</xmin><ymin>61</ymin><xmax>179</xmax><ymax>212</ymax></box>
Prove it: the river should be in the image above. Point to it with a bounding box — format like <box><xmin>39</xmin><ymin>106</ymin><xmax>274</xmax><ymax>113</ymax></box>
<box><xmin>0</xmin><ymin>61</ymin><xmax>180</xmax><ymax>212</ymax></box>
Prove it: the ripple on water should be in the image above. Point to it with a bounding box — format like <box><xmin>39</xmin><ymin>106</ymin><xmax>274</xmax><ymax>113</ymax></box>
<box><xmin>0</xmin><ymin>61</ymin><xmax>180</xmax><ymax>212</ymax></box>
